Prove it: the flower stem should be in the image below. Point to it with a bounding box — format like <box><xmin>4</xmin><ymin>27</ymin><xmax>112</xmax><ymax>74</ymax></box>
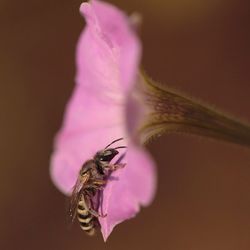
<box><xmin>141</xmin><ymin>74</ymin><xmax>250</xmax><ymax>148</ymax></box>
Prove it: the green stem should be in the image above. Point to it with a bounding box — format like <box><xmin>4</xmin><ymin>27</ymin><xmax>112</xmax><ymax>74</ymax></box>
<box><xmin>140</xmin><ymin>74</ymin><xmax>250</xmax><ymax>148</ymax></box>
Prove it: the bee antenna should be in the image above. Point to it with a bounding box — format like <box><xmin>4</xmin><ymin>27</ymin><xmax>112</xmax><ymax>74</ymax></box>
<box><xmin>114</xmin><ymin>146</ymin><xmax>127</xmax><ymax>150</ymax></box>
<box><xmin>104</xmin><ymin>138</ymin><xmax>124</xmax><ymax>149</ymax></box>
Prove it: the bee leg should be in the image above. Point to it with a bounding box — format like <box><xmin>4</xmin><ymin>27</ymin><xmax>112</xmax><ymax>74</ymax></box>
<box><xmin>106</xmin><ymin>152</ymin><xmax>126</xmax><ymax>171</ymax></box>
<box><xmin>85</xmin><ymin>180</ymin><xmax>107</xmax><ymax>190</ymax></box>
<box><xmin>83</xmin><ymin>195</ymin><xmax>107</xmax><ymax>218</ymax></box>
<box><xmin>107</xmin><ymin>163</ymin><xmax>126</xmax><ymax>171</ymax></box>
<box><xmin>88</xmin><ymin>207</ymin><xmax>107</xmax><ymax>218</ymax></box>
<box><xmin>93</xmin><ymin>179</ymin><xmax>107</xmax><ymax>186</ymax></box>
<box><xmin>85</xmin><ymin>184</ymin><xmax>104</xmax><ymax>190</ymax></box>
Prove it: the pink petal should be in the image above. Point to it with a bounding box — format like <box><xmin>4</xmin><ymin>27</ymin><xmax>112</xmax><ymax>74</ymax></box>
<box><xmin>50</xmin><ymin>0</ymin><xmax>156</xmax><ymax>241</ymax></box>
<box><xmin>99</xmin><ymin>143</ymin><xmax>157</xmax><ymax>241</ymax></box>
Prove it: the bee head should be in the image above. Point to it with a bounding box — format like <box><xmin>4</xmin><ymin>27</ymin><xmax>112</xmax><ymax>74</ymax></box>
<box><xmin>94</xmin><ymin>148</ymin><xmax>119</xmax><ymax>165</ymax></box>
<box><xmin>93</xmin><ymin>138</ymin><xmax>126</xmax><ymax>174</ymax></box>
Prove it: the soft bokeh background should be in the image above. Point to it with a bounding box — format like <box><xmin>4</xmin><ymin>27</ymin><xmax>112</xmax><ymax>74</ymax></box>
<box><xmin>1</xmin><ymin>0</ymin><xmax>250</xmax><ymax>249</ymax></box>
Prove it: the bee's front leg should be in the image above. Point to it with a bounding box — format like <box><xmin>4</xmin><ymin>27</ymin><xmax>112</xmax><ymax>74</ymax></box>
<box><xmin>107</xmin><ymin>152</ymin><xmax>126</xmax><ymax>171</ymax></box>
<box><xmin>106</xmin><ymin>163</ymin><xmax>126</xmax><ymax>171</ymax></box>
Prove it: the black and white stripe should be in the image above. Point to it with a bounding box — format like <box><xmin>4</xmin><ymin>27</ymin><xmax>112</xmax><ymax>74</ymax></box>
<box><xmin>77</xmin><ymin>200</ymin><xmax>95</xmax><ymax>236</ymax></box>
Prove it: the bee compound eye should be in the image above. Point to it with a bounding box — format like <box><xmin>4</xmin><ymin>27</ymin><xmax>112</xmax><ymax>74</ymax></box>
<box><xmin>98</xmin><ymin>150</ymin><xmax>117</xmax><ymax>163</ymax></box>
<box><xmin>103</xmin><ymin>150</ymin><xmax>112</xmax><ymax>156</ymax></box>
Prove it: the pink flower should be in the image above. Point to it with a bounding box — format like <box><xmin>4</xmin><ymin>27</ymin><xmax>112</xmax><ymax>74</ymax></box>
<box><xmin>50</xmin><ymin>0</ymin><xmax>156</xmax><ymax>241</ymax></box>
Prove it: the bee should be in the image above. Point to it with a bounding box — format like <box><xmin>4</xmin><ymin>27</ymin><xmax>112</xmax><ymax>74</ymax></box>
<box><xmin>69</xmin><ymin>138</ymin><xmax>126</xmax><ymax>236</ymax></box>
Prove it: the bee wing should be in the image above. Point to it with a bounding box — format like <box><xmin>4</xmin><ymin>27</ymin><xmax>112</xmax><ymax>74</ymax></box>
<box><xmin>68</xmin><ymin>179</ymin><xmax>81</xmax><ymax>223</ymax></box>
<box><xmin>68</xmin><ymin>174</ymin><xmax>89</xmax><ymax>223</ymax></box>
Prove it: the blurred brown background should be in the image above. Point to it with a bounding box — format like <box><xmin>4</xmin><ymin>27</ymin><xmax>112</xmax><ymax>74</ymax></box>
<box><xmin>1</xmin><ymin>0</ymin><xmax>250</xmax><ymax>249</ymax></box>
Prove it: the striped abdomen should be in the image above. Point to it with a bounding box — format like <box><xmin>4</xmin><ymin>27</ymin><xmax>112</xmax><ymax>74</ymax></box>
<box><xmin>77</xmin><ymin>200</ymin><xmax>95</xmax><ymax>236</ymax></box>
